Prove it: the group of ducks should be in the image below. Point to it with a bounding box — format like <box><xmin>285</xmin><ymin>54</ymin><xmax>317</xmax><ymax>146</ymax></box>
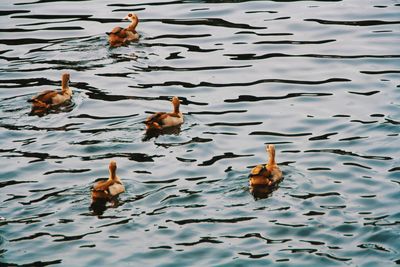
<box><xmin>89</xmin><ymin>144</ymin><xmax>282</xmax><ymax>207</ymax></box>
<box><xmin>29</xmin><ymin>12</ymin><xmax>283</xmax><ymax>207</ymax></box>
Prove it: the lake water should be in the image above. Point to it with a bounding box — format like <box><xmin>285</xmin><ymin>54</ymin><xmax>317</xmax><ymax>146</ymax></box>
<box><xmin>0</xmin><ymin>0</ymin><xmax>399</xmax><ymax>266</ymax></box>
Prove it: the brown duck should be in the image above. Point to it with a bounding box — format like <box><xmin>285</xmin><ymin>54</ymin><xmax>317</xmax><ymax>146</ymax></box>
<box><xmin>249</xmin><ymin>144</ymin><xmax>283</xmax><ymax>187</ymax></box>
<box><xmin>107</xmin><ymin>13</ymin><xmax>139</xmax><ymax>47</ymax></box>
<box><xmin>30</xmin><ymin>73</ymin><xmax>72</xmax><ymax>113</ymax></box>
<box><xmin>91</xmin><ymin>160</ymin><xmax>125</xmax><ymax>201</ymax></box>
<box><xmin>145</xmin><ymin>96</ymin><xmax>184</xmax><ymax>130</ymax></box>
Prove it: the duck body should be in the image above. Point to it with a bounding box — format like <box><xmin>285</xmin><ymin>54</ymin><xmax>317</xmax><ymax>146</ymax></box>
<box><xmin>145</xmin><ymin>111</ymin><xmax>183</xmax><ymax>130</ymax></box>
<box><xmin>249</xmin><ymin>164</ymin><xmax>282</xmax><ymax>186</ymax></box>
<box><xmin>32</xmin><ymin>88</ymin><xmax>72</xmax><ymax>107</ymax></box>
<box><xmin>108</xmin><ymin>13</ymin><xmax>139</xmax><ymax>47</ymax></box>
<box><xmin>145</xmin><ymin>96</ymin><xmax>183</xmax><ymax>130</ymax></box>
<box><xmin>108</xmin><ymin>27</ymin><xmax>128</xmax><ymax>47</ymax></box>
<box><xmin>30</xmin><ymin>73</ymin><xmax>72</xmax><ymax>112</ymax></box>
<box><xmin>91</xmin><ymin>160</ymin><xmax>125</xmax><ymax>201</ymax></box>
<box><xmin>125</xmin><ymin>29</ymin><xmax>139</xmax><ymax>42</ymax></box>
<box><xmin>249</xmin><ymin>144</ymin><xmax>282</xmax><ymax>187</ymax></box>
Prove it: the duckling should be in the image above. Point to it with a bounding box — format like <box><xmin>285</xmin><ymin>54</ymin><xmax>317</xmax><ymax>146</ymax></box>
<box><xmin>249</xmin><ymin>144</ymin><xmax>283</xmax><ymax>187</ymax></box>
<box><xmin>145</xmin><ymin>96</ymin><xmax>184</xmax><ymax>130</ymax></box>
<box><xmin>107</xmin><ymin>12</ymin><xmax>139</xmax><ymax>47</ymax></box>
<box><xmin>30</xmin><ymin>73</ymin><xmax>72</xmax><ymax>112</ymax></box>
<box><xmin>91</xmin><ymin>160</ymin><xmax>125</xmax><ymax>201</ymax></box>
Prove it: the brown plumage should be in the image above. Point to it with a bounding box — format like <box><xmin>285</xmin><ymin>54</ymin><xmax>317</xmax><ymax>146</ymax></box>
<box><xmin>107</xmin><ymin>13</ymin><xmax>139</xmax><ymax>47</ymax></box>
<box><xmin>249</xmin><ymin>144</ymin><xmax>283</xmax><ymax>187</ymax></box>
<box><xmin>91</xmin><ymin>160</ymin><xmax>125</xmax><ymax>201</ymax></box>
<box><xmin>30</xmin><ymin>73</ymin><xmax>72</xmax><ymax>114</ymax></box>
<box><xmin>145</xmin><ymin>96</ymin><xmax>184</xmax><ymax>130</ymax></box>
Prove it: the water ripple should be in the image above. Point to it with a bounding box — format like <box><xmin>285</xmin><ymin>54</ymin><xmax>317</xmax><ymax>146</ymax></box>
<box><xmin>0</xmin><ymin>0</ymin><xmax>399</xmax><ymax>266</ymax></box>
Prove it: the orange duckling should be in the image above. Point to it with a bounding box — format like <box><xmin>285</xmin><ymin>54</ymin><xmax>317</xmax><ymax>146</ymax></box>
<box><xmin>107</xmin><ymin>12</ymin><xmax>139</xmax><ymax>47</ymax></box>
<box><xmin>145</xmin><ymin>96</ymin><xmax>184</xmax><ymax>130</ymax></box>
<box><xmin>30</xmin><ymin>73</ymin><xmax>72</xmax><ymax>113</ymax></box>
<box><xmin>91</xmin><ymin>160</ymin><xmax>125</xmax><ymax>201</ymax></box>
<box><xmin>249</xmin><ymin>144</ymin><xmax>283</xmax><ymax>187</ymax></box>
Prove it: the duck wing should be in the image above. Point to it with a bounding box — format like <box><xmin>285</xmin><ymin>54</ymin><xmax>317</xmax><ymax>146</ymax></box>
<box><xmin>32</xmin><ymin>90</ymin><xmax>58</xmax><ymax>104</ymax></box>
<box><xmin>92</xmin><ymin>179</ymin><xmax>114</xmax><ymax>191</ymax></box>
<box><xmin>269</xmin><ymin>167</ymin><xmax>283</xmax><ymax>184</ymax></box>
<box><xmin>109</xmin><ymin>27</ymin><xmax>128</xmax><ymax>38</ymax></box>
<box><xmin>250</xmin><ymin>164</ymin><xmax>271</xmax><ymax>177</ymax></box>
<box><xmin>145</xmin><ymin>112</ymin><xmax>169</xmax><ymax>128</ymax></box>
<box><xmin>250</xmin><ymin>165</ymin><xmax>264</xmax><ymax>176</ymax></box>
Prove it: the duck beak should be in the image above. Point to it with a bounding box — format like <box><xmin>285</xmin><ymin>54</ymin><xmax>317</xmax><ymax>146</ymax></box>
<box><xmin>123</xmin><ymin>15</ymin><xmax>130</xmax><ymax>20</ymax></box>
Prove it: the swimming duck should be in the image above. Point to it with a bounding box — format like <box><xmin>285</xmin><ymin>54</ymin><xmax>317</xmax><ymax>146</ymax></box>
<box><xmin>145</xmin><ymin>96</ymin><xmax>184</xmax><ymax>130</ymax></box>
<box><xmin>91</xmin><ymin>160</ymin><xmax>125</xmax><ymax>201</ymax></box>
<box><xmin>107</xmin><ymin>12</ymin><xmax>139</xmax><ymax>47</ymax></box>
<box><xmin>30</xmin><ymin>73</ymin><xmax>72</xmax><ymax>112</ymax></box>
<box><xmin>249</xmin><ymin>144</ymin><xmax>283</xmax><ymax>187</ymax></box>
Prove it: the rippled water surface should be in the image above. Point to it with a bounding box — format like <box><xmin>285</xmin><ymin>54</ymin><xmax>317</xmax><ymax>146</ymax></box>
<box><xmin>1</xmin><ymin>0</ymin><xmax>400</xmax><ymax>266</ymax></box>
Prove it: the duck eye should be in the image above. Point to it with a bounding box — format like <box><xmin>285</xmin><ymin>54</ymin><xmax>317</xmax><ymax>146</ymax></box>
<box><xmin>128</xmin><ymin>13</ymin><xmax>132</xmax><ymax>17</ymax></box>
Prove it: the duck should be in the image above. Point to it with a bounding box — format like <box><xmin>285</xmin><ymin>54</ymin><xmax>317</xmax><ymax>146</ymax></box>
<box><xmin>91</xmin><ymin>160</ymin><xmax>125</xmax><ymax>201</ymax></box>
<box><xmin>145</xmin><ymin>96</ymin><xmax>184</xmax><ymax>130</ymax></box>
<box><xmin>30</xmin><ymin>73</ymin><xmax>72</xmax><ymax>113</ymax></box>
<box><xmin>249</xmin><ymin>144</ymin><xmax>283</xmax><ymax>187</ymax></box>
<box><xmin>107</xmin><ymin>12</ymin><xmax>139</xmax><ymax>47</ymax></box>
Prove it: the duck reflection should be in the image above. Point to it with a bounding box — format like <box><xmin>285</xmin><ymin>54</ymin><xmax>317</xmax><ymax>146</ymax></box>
<box><xmin>29</xmin><ymin>101</ymin><xmax>74</xmax><ymax>117</ymax></box>
<box><xmin>250</xmin><ymin>185</ymin><xmax>276</xmax><ymax>200</ymax></box>
<box><xmin>90</xmin><ymin>197</ymin><xmax>121</xmax><ymax>215</ymax></box>
<box><xmin>142</xmin><ymin>125</ymin><xmax>182</xmax><ymax>141</ymax></box>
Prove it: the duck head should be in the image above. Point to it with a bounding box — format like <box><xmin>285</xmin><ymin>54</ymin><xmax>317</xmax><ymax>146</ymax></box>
<box><xmin>124</xmin><ymin>13</ymin><xmax>139</xmax><ymax>27</ymax></box>
<box><xmin>250</xmin><ymin>185</ymin><xmax>275</xmax><ymax>200</ymax></box>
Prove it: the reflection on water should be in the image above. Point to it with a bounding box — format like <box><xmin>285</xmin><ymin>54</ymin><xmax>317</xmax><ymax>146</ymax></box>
<box><xmin>249</xmin><ymin>184</ymin><xmax>277</xmax><ymax>200</ymax></box>
<box><xmin>143</xmin><ymin>125</ymin><xmax>182</xmax><ymax>141</ymax></box>
<box><xmin>0</xmin><ymin>0</ymin><xmax>399</xmax><ymax>266</ymax></box>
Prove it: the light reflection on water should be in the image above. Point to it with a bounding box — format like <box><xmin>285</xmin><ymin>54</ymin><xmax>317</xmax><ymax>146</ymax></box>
<box><xmin>0</xmin><ymin>0</ymin><xmax>399</xmax><ymax>266</ymax></box>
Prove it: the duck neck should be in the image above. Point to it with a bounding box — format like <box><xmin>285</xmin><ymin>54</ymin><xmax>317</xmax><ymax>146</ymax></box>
<box><xmin>173</xmin><ymin>104</ymin><xmax>180</xmax><ymax>114</ymax></box>
<box><xmin>126</xmin><ymin>19</ymin><xmax>138</xmax><ymax>32</ymax></box>
<box><xmin>268</xmin><ymin>148</ymin><xmax>276</xmax><ymax>167</ymax></box>
<box><xmin>61</xmin><ymin>77</ymin><xmax>70</xmax><ymax>95</ymax></box>
<box><xmin>109</xmin><ymin>169</ymin><xmax>117</xmax><ymax>181</ymax></box>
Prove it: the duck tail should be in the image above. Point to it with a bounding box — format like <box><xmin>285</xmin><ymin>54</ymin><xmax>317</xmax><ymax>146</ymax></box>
<box><xmin>31</xmin><ymin>98</ymin><xmax>50</xmax><ymax>109</ymax></box>
<box><xmin>145</xmin><ymin>121</ymin><xmax>162</xmax><ymax>130</ymax></box>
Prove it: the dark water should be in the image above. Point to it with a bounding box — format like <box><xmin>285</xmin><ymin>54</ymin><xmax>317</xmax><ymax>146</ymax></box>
<box><xmin>1</xmin><ymin>0</ymin><xmax>399</xmax><ymax>266</ymax></box>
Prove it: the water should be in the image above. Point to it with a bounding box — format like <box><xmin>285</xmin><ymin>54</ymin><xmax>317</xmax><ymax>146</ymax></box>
<box><xmin>0</xmin><ymin>0</ymin><xmax>399</xmax><ymax>266</ymax></box>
